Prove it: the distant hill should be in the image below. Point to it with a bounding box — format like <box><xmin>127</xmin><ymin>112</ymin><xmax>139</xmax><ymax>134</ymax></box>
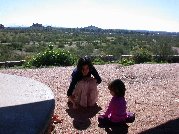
<box><xmin>83</xmin><ymin>25</ymin><xmax>101</xmax><ymax>30</ymax></box>
<box><xmin>1</xmin><ymin>24</ymin><xmax>179</xmax><ymax>36</ymax></box>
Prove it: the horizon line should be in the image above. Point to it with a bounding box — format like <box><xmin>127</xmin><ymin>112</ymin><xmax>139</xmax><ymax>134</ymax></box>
<box><xmin>1</xmin><ymin>24</ymin><xmax>179</xmax><ymax>33</ymax></box>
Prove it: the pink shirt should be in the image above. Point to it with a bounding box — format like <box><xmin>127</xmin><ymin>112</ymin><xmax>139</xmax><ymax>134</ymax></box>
<box><xmin>104</xmin><ymin>96</ymin><xmax>127</xmax><ymax>122</ymax></box>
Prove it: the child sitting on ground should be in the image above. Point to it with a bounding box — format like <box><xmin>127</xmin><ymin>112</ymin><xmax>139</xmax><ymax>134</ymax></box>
<box><xmin>98</xmin><ymin>79</ymin><xmax>135</xmax><ymax>128</ymax></box>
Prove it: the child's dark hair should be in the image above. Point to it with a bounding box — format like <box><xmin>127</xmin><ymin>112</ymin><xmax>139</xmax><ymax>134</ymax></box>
<box><xmin>77</xmin><ymin>56</ymin><xmax>93</xmax><ymax>72</ymax></box>
<box><xmin>108</xmin><ymin>79</ymin><xmax>126</xmax><ymax>97</ymax></box>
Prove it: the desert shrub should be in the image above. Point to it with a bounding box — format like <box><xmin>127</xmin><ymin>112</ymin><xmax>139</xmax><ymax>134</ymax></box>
<box><xmin>25</xmin><ymin>45</ymin><xmax>76</xmax><ymax>67</ymax></box>
<box><xmin>92</xmin><ymin>58</ymin><xmax>105</xmax><ymax>65</ymax></box>
<box><xmin>152</xmin><ymin>43</ymin><xmax>177</xmax><ymax>63</ymax></box>
<box><xmin>120</xmin><ymin>58</ymin><xmax>135</xmax><ymax>66</ymax></box>
<box><xmin>132</xmin><ymin>47</ymin><xmax>152</xmax><ymax>63</ymax></box>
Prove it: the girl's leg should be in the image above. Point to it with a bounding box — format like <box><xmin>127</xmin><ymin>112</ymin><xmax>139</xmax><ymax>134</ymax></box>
<box><xmin>72</xmin><ymin>80</ymin><xmax>88</xmax><ymax>107</ymax></box>
<box><xmin>68</xmin><ymin>95</ymin><xmax>78</xmax><ymax>109</ymax></box>
<box><xmin>72</xmin><ymin>77</ymin><xmax>98</xmax><ymax>108</ymax></box>
<box><xmin>98</xmin><ymin>115</ymin><xmax>128</xmax><ymax>128</ymax></box>
<box><xmin>126</xmin><ymin>112</ymin><xmax>135</xmax><ymax>123</ymax></box>
<box><xmin>98</xmin><ymin>115</ymin><xmax>113</xmax><ymax>128</ymax></box>
<box><xmin>87</xmin><ymin>78</ymin><xmax>98</xmax><ymax>106</ymax></box>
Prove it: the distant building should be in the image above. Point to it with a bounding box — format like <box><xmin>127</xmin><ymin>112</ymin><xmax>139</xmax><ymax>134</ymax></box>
<box><xmin>0</xmin><ymin>24</ymin><xmax>5</xmax><ymax>29</ymax></box>
<box><xmin>83</xmin><ymin>25</ymin><xmax>100</xmax><ymax>30</ymax></box>
<box><xmin>46</xmin><ymin>26</ymin><xmax>52</xmax><ymax>28</ymax></box>
<box><xmin>31</xmin><ymin>23</ymin><xmax>43</xmax><ymax>28</ymax></box>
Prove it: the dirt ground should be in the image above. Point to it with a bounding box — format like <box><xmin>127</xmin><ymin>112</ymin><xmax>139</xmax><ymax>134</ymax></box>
<box><xmin>0</xmin><ymin>63</ymin><xmax>179</xmax><ymax>134</ymax></box>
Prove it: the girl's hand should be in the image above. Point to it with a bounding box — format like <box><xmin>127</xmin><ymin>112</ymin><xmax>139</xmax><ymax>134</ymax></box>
<box><xmin>94</xmin><ymin>78</ymin><xmax>97</xmax><ymax>83</ymax></box>
<box><xmin>98</xmin><ymin>114</ymin><xmax>106</xmax><ymax>119</ymax></box>
<box><xmin>68</xmin><ymin>95</ymin><xmax>75</xmax><ymax>104</ymax></box>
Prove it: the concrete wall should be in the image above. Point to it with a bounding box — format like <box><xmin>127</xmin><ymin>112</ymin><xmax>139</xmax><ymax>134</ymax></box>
<box><xmin>0</xmin><ymin>60</ymin><xmax>25</xmax><ymax>68</ymax></box>
<box><xmin>1</xmin><ymin>54</ymin><xmax>178</xmax><ymax>68</ymax></box>
<box><xmin>120</xmin><ymin>55</ymin><xmax>179</xmax><ymax>63</ymax></box>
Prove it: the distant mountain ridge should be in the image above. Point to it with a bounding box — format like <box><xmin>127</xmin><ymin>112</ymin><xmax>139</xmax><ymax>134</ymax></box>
<box><xmin>83</xmin><ymin>25</ymin><xmax>102</xmax><ymax>30</ymax></box>
<box><xmin>0</xmin><ymin>23</ymin><xmax>179</xmax><ymax>36</ymax></box>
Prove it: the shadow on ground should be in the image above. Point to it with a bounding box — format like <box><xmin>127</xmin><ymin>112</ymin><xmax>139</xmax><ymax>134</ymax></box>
<box><xmin>139</xmin><ymin>118</ymin><xmax>179</xmax><ymax>134</ymax></box>
<box><xmin>66</xmin><ymin>103</ymin><xmax>102</xmax><ymax>130</ymax></box>
<box><xmin>103</xmin><ymin>124</ymin><xmax>129</xmax><ymax>134</ymax></box>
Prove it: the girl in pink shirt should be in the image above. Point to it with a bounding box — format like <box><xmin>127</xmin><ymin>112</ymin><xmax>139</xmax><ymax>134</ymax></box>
<box><xmin>98</xmin><ymin>79</ymin><xmax>135</xmax><ymax>128</ymax></box>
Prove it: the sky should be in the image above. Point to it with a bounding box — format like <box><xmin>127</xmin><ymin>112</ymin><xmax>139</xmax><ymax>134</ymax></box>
<box><xmin>0</xmin><ymin>0</ymin><xmax>179</xmax><ymax>32</ymax></box>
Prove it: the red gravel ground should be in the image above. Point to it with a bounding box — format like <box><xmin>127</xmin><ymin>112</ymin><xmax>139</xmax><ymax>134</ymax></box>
<box><xmin>0</xmin><ymin>63</ymin><xmax>179</xmax><ymax>134</ymax></box>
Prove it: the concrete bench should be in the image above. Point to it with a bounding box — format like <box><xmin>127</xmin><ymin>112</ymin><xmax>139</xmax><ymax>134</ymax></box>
<box><xmin>0</xmin><ymin>73</ymin><xmax>55</xmax><ymax>134</ymax></box>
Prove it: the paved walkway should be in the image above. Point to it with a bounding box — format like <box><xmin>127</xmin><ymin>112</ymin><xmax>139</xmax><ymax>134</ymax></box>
<box><xmin>0</xmin><ymin>73</ymin><xmax>55</xmax><ymax>134</ymax></box>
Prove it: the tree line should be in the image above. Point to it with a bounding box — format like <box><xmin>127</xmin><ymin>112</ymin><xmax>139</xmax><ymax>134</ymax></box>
<box><xmin>0</xmin><ymin>27</ymin><xmax>179</xmax><ymax>63</ymax></box>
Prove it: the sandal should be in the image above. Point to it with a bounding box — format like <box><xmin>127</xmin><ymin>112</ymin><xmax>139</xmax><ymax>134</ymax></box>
<box><xmin>52</xmin><ymin>114</ymin><xmax>63</xmax><ymax>124</ymax></box>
